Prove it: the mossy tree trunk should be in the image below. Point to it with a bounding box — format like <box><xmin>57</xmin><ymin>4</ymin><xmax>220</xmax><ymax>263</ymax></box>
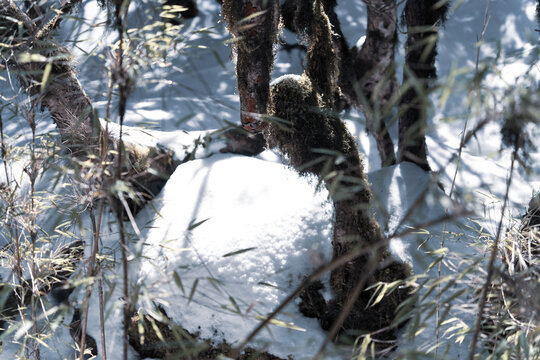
<box><xmin>0</xmin><ymin>0</ymin><xmax>178</xmax><ymax>209</ymax></box>
<box><xmin>266</xmin><ymin>1</ymin><xmax>410</xmax><ymax>343</ymax></box>
<box><xmin>282</xmin><ymin>0</ymin><xmax>398</xmax><ymax>167</ymax></box>
<box><xmin>220</xmin><ymin>0</ymin><xmax>280</xmax><ymax>155</ymax></box>
<box><xmin>398</xmin><ymin>0</ymin><xmax>449</xmax><ymax>171</ymax></box>
<box><xmin>537</xmin><ymin>0</ymin><xmax>540</xmax><ymax>29</ymax></box>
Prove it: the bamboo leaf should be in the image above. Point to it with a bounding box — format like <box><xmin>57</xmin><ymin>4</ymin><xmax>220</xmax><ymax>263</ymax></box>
<box><xmin>188</xmin><ymin>278</ymin><xmax>198</xmax><ymax>304</ymax></box>
<box><xmin>255</xmin><ymin>315</ymin><xmax>305</xmax><ymax>332</ymax></box>
<box><xmin>229</xmin><ymin>296</ymin><xmax>241</xmax><ymax>314</ymax></box>
<box><xmin>212</xmin><ymin>49</ymin><xmax>227</xmax><ymax>70</ymax></box>
<box><xmin>222</xmin><ymin>247</ymin><xmax>257</xmax><ymax>258</ymax></box>
<box><xmin>173</xmin><ymin>271</ymin><xmax>184</xmax><ymax>295</ymax></box>
<box><xmin>40</xmin><ymin>63</ymin><xmax>52</xmax><ymax>94</ymax></box>
<box><xmin>188</xmin><ymin>218</ymin><xmax>210</xmax><ymax>230</ymax></box>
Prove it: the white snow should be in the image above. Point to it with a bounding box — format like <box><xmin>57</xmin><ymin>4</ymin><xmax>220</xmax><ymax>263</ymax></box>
<box><xmin>1</xmin><ymin>0</ymin><xmax>539</xmax><ymax>359</ymax></box>
<box><xmin>136</xmin><ymin>154</ymin><xmax>335</xmax><ymax>358</ymax></box>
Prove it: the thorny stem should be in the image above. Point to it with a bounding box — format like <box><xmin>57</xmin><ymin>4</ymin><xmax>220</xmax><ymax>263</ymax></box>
<box><xmin>79</xmin><ymin>202</ymin><xmax>105</xmax><ymax>360</ymax></box>
<box><xmin>0</xmin><ymin>113</ymin><xmax>10</xmax><ymax>184</ymax></box>
<box><xmin>98</xmin><ymin>273</ymin><xmax>107</xmax><ymax>360</ymax></box>
<box><xmin>468</xmin><ymin>138</ymin><xmax>519</xmax><ymax>360</ymax></box>
<box><xmin>34</xmin><ymin>0</ymin><xmax>84</xmax><ymax>41</ymax></box>
<box><xmin>79</xmin><ymin>70</ymin><xmax>110</xmax><ymax>360</ymax></box>
<box><xmin>0</xmin><ymin>112</ymin><xmax>21</xmax><ymax>305</ymax></box>
<box><xmin>78</xmin><ymin>7</ymin><xmax>113</xmax><ymax>359</ymax></box>
<box><xmin>436</xmin><ymin>1</ymin><xmax>491</xmax><ymax>354</ymax></box>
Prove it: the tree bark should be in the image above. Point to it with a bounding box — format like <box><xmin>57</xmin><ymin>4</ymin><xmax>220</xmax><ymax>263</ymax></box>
<box><xmin>537</xmin><ymin>0</ymin><xmax>540</xmax><ymax>29</ymax></box>
<box><xmin>398</xmin><ymin>0</ymin><xmax>449</xmax><ymax>171</ymax></box>
<box><xmin>221</xmin><ymin>0</ymin><xmax>280</xmax><ymax>155</ymax></box>
<box><xmin>354</xmin><ymin>0</ymin><xmax>398</xmax><ymax>167</ymax></box>
<box><xmin>0</xmin><ymin>0</ymin><xmax>179</xmax><ymax>210</ymax></box>
<box><xmin>265</xmin><ymin>1</ymin><xmax>410</xmax><ymax>342</ymax></box>
<box><xmin>283</xmin><ymin>0</ymin><xmax>398</xmax><ymax>167</ymax></box>
<box><xmin>266</xmin><ymin>73</ymin><xmax>410</xmax><ymax>343</ymax></box>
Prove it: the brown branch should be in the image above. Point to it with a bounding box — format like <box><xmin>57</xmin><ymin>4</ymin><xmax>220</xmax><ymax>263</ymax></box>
<box><xmin>0</xmin><ymin>0</ymin><xmax>179</xmax><ymax>210</ymax></box>
<box><xmin>220</xmin><ymin>0</ymin><xmax>280</xmax><ymax>155</ymax></box>
<box><xmin>284</xmin><ymin>0</ymin><xmax>398</xmax><ymax>166</ymax></box>
<box><xmin>35</xmin><ymin>0</ymin><xmax>84</xmax><ymax>41</ymax></box>
<box><xmin>353</xmin><ymin>0</ymin><xmax>399</xmax><ymax>167</ymax></box>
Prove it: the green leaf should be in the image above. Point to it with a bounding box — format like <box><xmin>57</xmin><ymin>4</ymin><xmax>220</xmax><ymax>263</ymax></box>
<box><xmin>236</xmin><ymin>10</ymin><xmax>268</xmax><ymax>25</ymax></box>
<box><xmin>40</xmin><ymin>63</ymin><xmax>52</xmax><ymax>94</ymax></box>
<box><xmin>229</xmin><ymin>296</ymin><xmax>241</xmax><ymax>314</ymax></box>
<box><xmin>257</xmin><ymin>282</ymin><xmax>279</xmax><ymax>288</ymax></box>
<box><xmin>206</xmin><ymin>277</ymin><xmax>223</xmax><ymax>294</ymax></box>
<box><xmin>356</xmin><ymin>335</ymin><xmax>372</xmax><ymax>360</ymax></box>
<box><xmin>255</xmin><ymin>315</ymin><xmax>306</xmax><ymax>332</ymax></box>
<box><xmin>370</xmin><ymin>280</ymin><xmax>402</xmax><ymax>306</ymax></box>
<box><xmin>212</xmin><ymin>50</ymin><xmax>227</xmax><ymax>70</ymax></box>
<box><xmin>18</xmin><ymin>53</ymin><xmax>48</xmax><ymax>63</ymax></box>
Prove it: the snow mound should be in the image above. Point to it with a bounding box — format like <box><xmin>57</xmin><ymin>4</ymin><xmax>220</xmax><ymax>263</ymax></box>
<box><xmin>136</xmin><ymin>153</ymin><xmax>335</xmax><ymax>358</ymax></box>
<box><xmin>128</xmin><ymin>158</ymin><xmax>482</xmax><ymax>359</ymax></box>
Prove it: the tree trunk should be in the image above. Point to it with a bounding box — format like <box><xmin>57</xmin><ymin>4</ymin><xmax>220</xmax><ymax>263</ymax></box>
<box><xmin>398</xmin><ymin>0</ymin><xmax>449</xmax><ymax>171</ymax></box>
<box><xmin>221</xmin><ymin>0</ymin><xmax>280</xmax><ymax>155</ymax></box>
<box><xmin>355</xmin><ymin>0</ymin><xmax>399</xmax><ymax>167</ymax></box>
<box><xmin>537</xmin><ymin>0</ymin><xmax>540</xmax><ymax>28</ymax></box>
<box><xmin>284</xmin><ymin>0</ymin><xmax>398</xmax><ymax>167</ymax></box>
<box><xmin>0</xmin><ymin>0</ymin><xmax>179</xmax><ymax>210</ymax></box>
<box><xmin>265</xmin><ymin>1</ymin><xmax>410</xmax><ymax>343</ymax></box>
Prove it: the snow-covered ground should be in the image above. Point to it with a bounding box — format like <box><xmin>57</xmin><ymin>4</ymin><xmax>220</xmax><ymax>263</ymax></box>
<box><xmin>1</xmin><ymin>0</ymin><xmax>539</xmax><ymax>359</ymax></box>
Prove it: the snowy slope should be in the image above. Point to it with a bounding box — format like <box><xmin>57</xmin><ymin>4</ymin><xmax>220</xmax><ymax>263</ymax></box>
<box><xmin>1</xmin><ymin>0</ymin><xmax>539</xmax><ymax>359</ymax></box>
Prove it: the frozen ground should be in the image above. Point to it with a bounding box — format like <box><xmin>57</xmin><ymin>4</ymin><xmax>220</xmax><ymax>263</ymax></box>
<box><xmin>0</xmin><ymin>0</ymin><xmax>539</xmax><ymax>359</ymax></box>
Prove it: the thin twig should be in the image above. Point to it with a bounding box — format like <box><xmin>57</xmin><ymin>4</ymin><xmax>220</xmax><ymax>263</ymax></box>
<box><xmin>26</xmin><ymin>105</ymin><xmax>41</xmax><ymax>360</ymax></box>
<box><xmin>78</xmin><ymin>203</ymin><xmax>104</xmax><ymax>360</ymax></box>
<box><xmin>98</xmin><ymin>272</ymin><xmax>107</xmax><ymax>360</ymax></box>
<box><xmin>113</xmin><ymin>3</ymin><xmax>132</xmax><ymax>359</ymax></box>
<box><xmin>0</xmin><ymin>113</ymin><xmax>10</xmax><ymax>185</ymax></box>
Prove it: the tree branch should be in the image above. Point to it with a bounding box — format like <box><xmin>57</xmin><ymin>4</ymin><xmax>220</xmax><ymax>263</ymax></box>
<box><xmin>220</xmin><ymin>0</ymin><xmax>280</xmax><ymax>155</ymax></box>
<box><xmin>0</xmin><ymin>0</ymin><xmax>179</xmax><ymax>210</ymax></box>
